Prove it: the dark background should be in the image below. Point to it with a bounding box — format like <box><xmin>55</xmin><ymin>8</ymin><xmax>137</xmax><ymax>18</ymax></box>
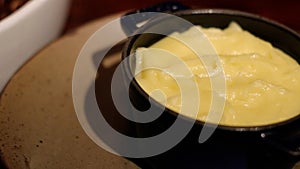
<box><xmin>65</xmin><ymin>0</ymin><xmax>300</xmax><ymax>32</ymax></box>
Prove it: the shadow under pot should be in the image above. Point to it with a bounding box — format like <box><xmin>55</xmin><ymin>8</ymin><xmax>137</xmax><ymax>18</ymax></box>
<box><xmin>121</xmin><ymin>9</ymin><xmax>300</xmax><ymax>169</ymax></box>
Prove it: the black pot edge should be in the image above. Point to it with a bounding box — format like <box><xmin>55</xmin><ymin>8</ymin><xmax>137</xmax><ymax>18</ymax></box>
<box><xmin>121</xmin><ymin>8</ymin><xmax>300</xmax><ymax>133</ymax></box>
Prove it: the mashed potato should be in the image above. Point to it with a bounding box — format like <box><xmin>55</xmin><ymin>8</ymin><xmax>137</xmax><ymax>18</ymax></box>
<box><xmin>134</xmin><ymin>22</ymin><xmax>300</xmax><ymax>126</ymax></box>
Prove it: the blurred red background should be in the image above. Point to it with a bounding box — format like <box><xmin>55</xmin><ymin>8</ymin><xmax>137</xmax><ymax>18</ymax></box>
<box><xmin>65</xmin><ymin>0</ymin><xmax>300</xmax><ymax>32</ymax></box>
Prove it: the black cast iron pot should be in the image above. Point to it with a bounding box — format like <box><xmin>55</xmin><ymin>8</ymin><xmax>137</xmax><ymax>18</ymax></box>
<box><xmin>120</xmin><ymin>7</ymin><xmax>300</xmax><ymax>169</ymax></box>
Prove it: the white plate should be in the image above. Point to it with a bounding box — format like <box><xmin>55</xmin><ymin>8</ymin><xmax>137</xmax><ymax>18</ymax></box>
<box><xmin>0</xmin><ymin>0</ymin><xmax>71</xmax><ymax>92</ymax></box>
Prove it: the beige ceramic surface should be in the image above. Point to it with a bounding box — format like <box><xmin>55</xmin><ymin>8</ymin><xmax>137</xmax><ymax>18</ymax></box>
<box><xmin>0</xmin><ymin>13</ymin><xmax>139</xmax><ymax>169</ymax></box>
<box><xmin>0</xmin><ymin>11</ymin><xmax>299</xmax><ymax>169</ymax></box>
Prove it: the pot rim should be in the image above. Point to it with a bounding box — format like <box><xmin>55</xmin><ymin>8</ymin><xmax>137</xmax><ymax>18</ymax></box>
<box><xmin>121</xmin><ymin>8</ymin><xmax>300</xmax><ymax>132</ymax></box>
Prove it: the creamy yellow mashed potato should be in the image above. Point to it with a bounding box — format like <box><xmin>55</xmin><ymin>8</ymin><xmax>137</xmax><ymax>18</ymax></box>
<box><xmin>134</xmin><ymin>22</ymin><xmax>300</xmax><ymax>126</ymax></box>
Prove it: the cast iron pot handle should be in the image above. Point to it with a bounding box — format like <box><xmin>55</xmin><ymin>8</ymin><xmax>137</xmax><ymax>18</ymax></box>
<box><xmin>121</xmin><ymin>1</ymin><xmax>190</xmax><ymax>36</ymax></box>
<box><xmin>261</xmin><ymin>123</ymin><xmax>300</xmax><ymax>160</ymax></box>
